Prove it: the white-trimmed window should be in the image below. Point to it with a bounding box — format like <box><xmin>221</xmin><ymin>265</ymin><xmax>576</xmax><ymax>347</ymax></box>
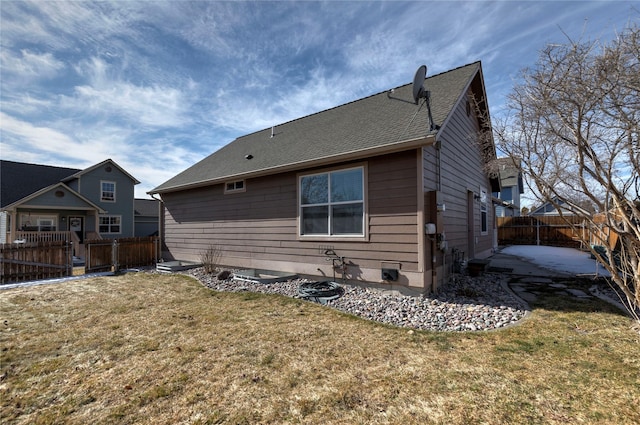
<box><xmin>501</xmin><ymin>187</ymin><xmax>513</xmax><ymax>203</ymax></box>
<box><xmin>101</xmin><ymin>181</ymin><xmax>116</xmax><ymax>202</ymax></box>
<box><xmin>299</xmin><ymin>167</ymin><xmax>364</xmax><ymax>236</ymax></box>
<box><xmin>99</xmin><ymin>215</ymin><xmax>121</xmax><ymax>234</ymax></box>
<box><xmin>480</xmin><ymin>188</ymin><xmax>488</xmax><ymax>235</ymax></box>
<box><xmin>224</xmin><ymin>180</ymin><xmax>245</xmax><ymax>193</ymax></box>
<box><xmin>19</xmin><ymin>214</ymin><xmax>57</xmax><ymax>231</ymax></box>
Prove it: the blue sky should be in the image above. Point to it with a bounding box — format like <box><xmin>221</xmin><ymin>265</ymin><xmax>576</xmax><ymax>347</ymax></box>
<box><xmin>1</xmin><ymin>1</ymin><xmax>636</xmax><ymax>199</ymax></box>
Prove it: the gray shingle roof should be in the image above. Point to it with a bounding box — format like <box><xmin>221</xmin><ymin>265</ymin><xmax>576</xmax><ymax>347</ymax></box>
<box><xmin>495</xmin><ymin>157</ymin><xmax>524</xmax><ymax>193</ymax></box>
<box><xmin>151</xmin><ymin>62</ymin><xmax>481</xmax><ymax>194</ymax></box>
<box><xmin>1</xmin><ymin>160</ymin><xmax>81</xmax><ymax>208</ymax></box>
<box><xmin>63</xmin><ymin>158</ymin><xmax>140</xmax><ymax>185</ymax></box>
<box><xmin>134</xmin><ymin>198</ymin><xmax>160</xmax><ymax>216</ymax></box>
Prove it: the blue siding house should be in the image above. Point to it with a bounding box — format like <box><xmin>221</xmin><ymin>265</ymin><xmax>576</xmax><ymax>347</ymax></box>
<box><xmin>493</xmin><ymin>157</ymin><xmax>524</xmax><ymax>217</ymax></box>
<box><xmin>1</xmin><ymin>159</ymin><xmax>140</xmax><ymax>256</ymax></box>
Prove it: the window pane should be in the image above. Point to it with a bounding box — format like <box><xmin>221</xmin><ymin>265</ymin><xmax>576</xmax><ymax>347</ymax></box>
<box><xmin>102</xmin><ymin>182</ymin><xmax>115</xmax><ymax>201</ymax></box>
<box><xmin>331</xmin><ymin>169</ymin><xmax>363</xmax><ymax>202</ymax></box>
<box><xmin>332</xmin><ymin>203</ymin><xmax>363</xmax><ymax>235</ymax></box>
<box><xmin>301</xmin><ymin>206</ymin><xmax>328</xmax><ymax>234</ymax></box>
<box><xmin>301</xmin><ymin>174</ymin><xmax>328</xmax><ymax>205</ymax></box>
<box><xmin>501</xmin><ymin>187</ymin><xmax>513</xmax><ymax>202</ymax></box>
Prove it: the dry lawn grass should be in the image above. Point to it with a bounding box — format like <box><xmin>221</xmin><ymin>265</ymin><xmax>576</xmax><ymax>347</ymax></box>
<box><xmin>1</xmin><ymin>272</ymin><xmax>639</xmax><ymax>424</ymax></box>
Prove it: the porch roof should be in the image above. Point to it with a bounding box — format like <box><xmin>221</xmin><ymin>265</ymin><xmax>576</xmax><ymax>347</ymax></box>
<box><xmin>2</xmin><ymin>182</ymin><xmax>106</xmax><ymax>214</ymax></box>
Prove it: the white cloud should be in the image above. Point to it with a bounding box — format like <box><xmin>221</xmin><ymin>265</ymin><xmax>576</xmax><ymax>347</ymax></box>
<box><xmin>209</xmin><ymin>65</ymin><xmax>364</xmax><ymax>134</ymax></box>
<box><xmin>70</xmin><ymin>83</ymin><xmax>189</xmax><ymax>128</ymax></box>
<box><xmin>0</xmin><ymin>112</ymin><xmax>80</xmax><ymax>156</ymax></box>
<box><xmin>57</xmin><ymin>56</ymin><xmax>192</xmax><ymax>128</ymax></box>
<box><xmin>0</xmin><ymin>93</ymin><xmax>55</xmax><ymax>116</ymax></box>
<box><xmin>1</xmin><ymin>49</ymin><xmax>65</xmax><ymax>80</ymax></box>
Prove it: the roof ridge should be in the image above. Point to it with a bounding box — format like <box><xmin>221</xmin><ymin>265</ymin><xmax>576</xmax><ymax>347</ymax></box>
<box><xmin>237</xmin><ymin>61</ymin><xmax>482</xmax><ymax>140</ymax></box>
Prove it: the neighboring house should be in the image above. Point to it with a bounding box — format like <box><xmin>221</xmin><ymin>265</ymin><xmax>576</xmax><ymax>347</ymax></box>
<box><xmin>134</xmin><ymin>198</ymin><xmax>161</xmax><ymax>237</ymax></box>
<box><xmin>1</xmin><ymin>159</ymin><xmax>140</xmax><ymax>256</ymax></box>
<box><xmin>529</xmin><ymin>198</ymin><xmax>576</xmax><ymax>216</ymax></box>
<box><xmin>150</xmin><ymin>62</ymin><xmax>500</xmax><ymax>294</ymax></box>
<box><xmin>493</xmin><ymin>157</ymin><xmax>524</xmax><ymax>217</ymax></box>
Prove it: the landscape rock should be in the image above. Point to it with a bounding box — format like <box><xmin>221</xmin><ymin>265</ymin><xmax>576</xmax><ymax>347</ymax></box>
<box><xmin>186</xmin><ymin>268</ymin><xmax>530</xmax><ymax>332</ymax></box>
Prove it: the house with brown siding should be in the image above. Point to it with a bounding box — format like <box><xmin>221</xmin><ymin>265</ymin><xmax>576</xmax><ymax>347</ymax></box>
<box><xmin>150</xmin><ymin>62</ymin><xmax>500</xmax><ymax>294</ymax></box>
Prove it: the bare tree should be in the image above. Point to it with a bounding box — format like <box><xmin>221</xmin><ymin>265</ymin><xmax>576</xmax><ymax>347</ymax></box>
<box><xmin>493</xmin><ymin>22</ymin><xmax>639</xmax><ymax>322</ymax></box>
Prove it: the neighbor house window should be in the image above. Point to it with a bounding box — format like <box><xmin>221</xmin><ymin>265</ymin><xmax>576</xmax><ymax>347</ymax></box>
<box><xmin>299</xmin><ymin>167</ymin><xmax>364</xmax><ymax>236</ymax></box>
<box><xmin>224</xmin><ymin>180</ymin><xmax>245</xmax><ymax>193</ymax></box>
<box><xmin>101</xmin><ymin>181</ymin><xmax>116</xmax><ymax>202</ymax></box>
<box><xmin>501</xmin><ymin>187</ymin><xmax>513</xmax><ymax>203</ymax></box>
<box><xmin>19</xmin><ymin>214</ymin><xmax>57</xmax><ymax>231</ymax></box>
<box><xmin>99</xmin><ymin>215</ymin><xmax>121</xmax><ymax>234</ymax></box>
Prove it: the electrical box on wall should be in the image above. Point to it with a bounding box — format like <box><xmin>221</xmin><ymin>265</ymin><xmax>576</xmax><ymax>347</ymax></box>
<box><xmin>381</xmin><ymin>268</ymin><xmax>398</xmax><ymax>281</ymax></box>
<box><xmin>425</xmin><ymin>223</ymin><xmax>437</xmax><ymax>235</ymax></box>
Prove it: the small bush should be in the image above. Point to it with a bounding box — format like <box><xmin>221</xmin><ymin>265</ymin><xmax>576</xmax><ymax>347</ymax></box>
<box><xmin>200</xmin><ymin>244</ymin><xmax>222</xmax><ymax>274</ymax></box>
<box><xmin>216</xmin><ymin>270</ymin><xmax>232</xmax><ymax>280</ymax></box>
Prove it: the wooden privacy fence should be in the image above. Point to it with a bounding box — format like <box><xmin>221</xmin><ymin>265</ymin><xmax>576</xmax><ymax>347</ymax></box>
<box><xmin>85</xmin><ymin>237</ymin><xmax>159</xmax><ymax>273</ymax></box>
<box><xmin>497</xmin><ymin>216</ymin><xmax>587</xmax><ymax>249</ymax></box>
<box><xmin>1</xmin><ymin>240</ymin><xmax>73</xmax><ymax>284</ymax></box>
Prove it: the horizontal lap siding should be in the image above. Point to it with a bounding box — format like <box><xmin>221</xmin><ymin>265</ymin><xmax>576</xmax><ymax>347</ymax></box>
<box><xmin>161</xmin><ymin>150</ymin><xmax>420</xmax><ymax>280</ymax></box>
<box><xmin>163</xmin><ymin>175</ymin><xmax>297</xmax><ymax>261</ymax></box>
<box><xmin>435</xmin><ymin>89</ymin><xmax>494</xmax><ymax>258</ymax></box>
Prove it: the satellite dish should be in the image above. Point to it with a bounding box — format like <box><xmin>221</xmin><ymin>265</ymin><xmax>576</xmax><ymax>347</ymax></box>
<box><xmin>411</xmin><ymin>64</ymin><xmax>440</xmax><ymax>131</ymax></box>
<box><xmin>412</xmin><ymin>65</ymin><xmax>427</xmax><ymax>104</ymax></box>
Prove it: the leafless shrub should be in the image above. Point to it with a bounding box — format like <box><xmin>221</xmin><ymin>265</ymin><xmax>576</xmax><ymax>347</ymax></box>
<box><xmin>200</xmin><ymin>244</ymin><xmax>222</xmax><ymax>274</ymax></box>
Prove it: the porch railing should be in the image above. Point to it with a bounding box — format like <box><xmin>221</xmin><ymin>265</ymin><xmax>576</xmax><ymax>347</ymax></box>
<box><xmin>14</xmin><ymin>231</ymin><xmax>72</xmax><ymax>243</ymax></box>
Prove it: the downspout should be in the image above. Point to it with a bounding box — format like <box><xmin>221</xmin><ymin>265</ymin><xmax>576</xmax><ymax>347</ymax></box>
<box><xmin>435</xmin><ymin>139</ymin><xmax>442</xmax><ymax>191</ymax></box>
<box><xmin>150</xmin><ymin>193</ymin><xmax>163</xmax><ymax>262</ymax></box>
<box><xmin>432</xmin><ymin>139</ymin><xmax>442</xmax><ymax>292</ymax></box>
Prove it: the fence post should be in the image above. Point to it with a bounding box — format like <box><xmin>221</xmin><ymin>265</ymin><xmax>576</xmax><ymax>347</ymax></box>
<box><xmin>112</xmin><ymin>239</ymin><xmax>119</xmax><ymax>272</ymax></box>
<box><xmin>67</xmin><ymin>241</ymin><xmax>71</xmax><ymax>277</ymax></box>
<box><xmin>86</xmin><ymin>243</ymin><xmax>90</xmax><ymax>274</ymax></box>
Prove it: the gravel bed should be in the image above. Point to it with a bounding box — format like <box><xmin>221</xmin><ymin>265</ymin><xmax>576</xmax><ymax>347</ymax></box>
<box><xmin>186</xmin><ymin>268</ymin><xmax>529</xmax><ymax>332</ymax></box>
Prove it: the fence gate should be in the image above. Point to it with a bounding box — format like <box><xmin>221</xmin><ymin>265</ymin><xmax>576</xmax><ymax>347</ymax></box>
<box><xmin>85</xmin><ymin>239</ymin><xmax>115</xmax><ymax>273</ymax></box>
<box><xmin>497</xmin><ymin>216</ymin><xmax>586</xmax><ymax>248</ymax></box>
<box><xmin>85</xmin><ymin>237</ymin><xmax>159</xmax><ymax>273</ymax></box>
